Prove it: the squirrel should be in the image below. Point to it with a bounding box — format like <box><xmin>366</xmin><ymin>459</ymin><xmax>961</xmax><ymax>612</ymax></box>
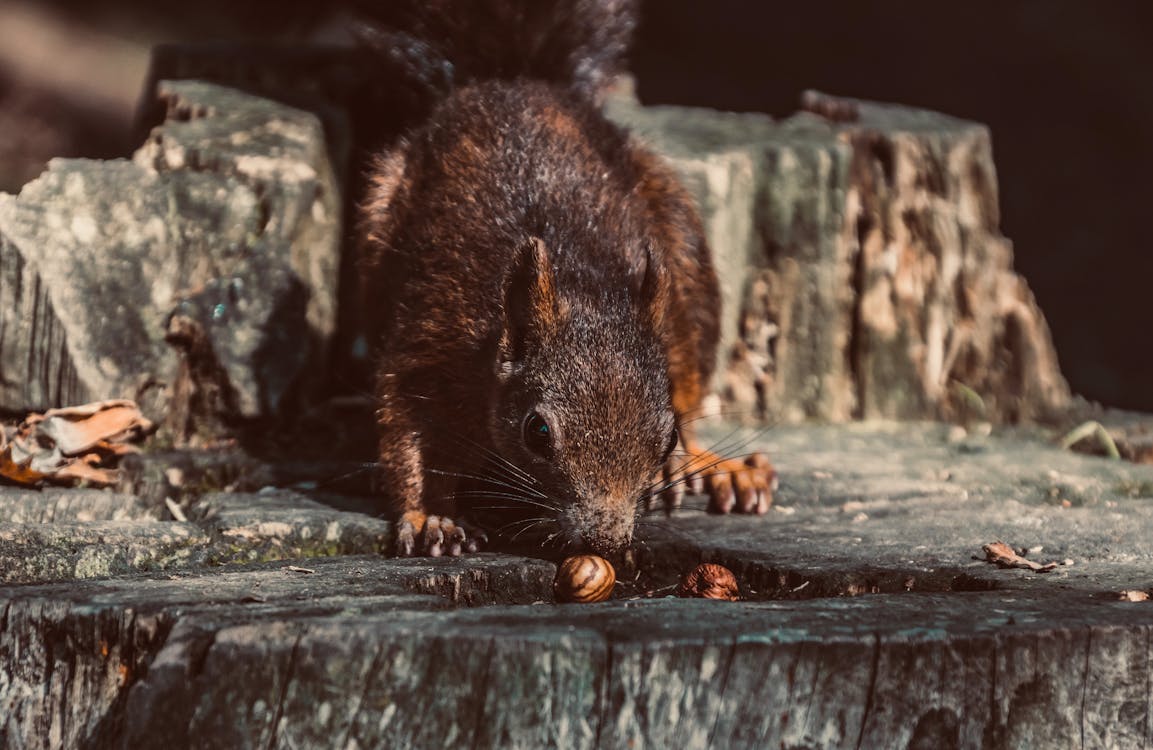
<box><xmin>355</xmin><ymin>0</ymin><xmax>775</xmax><ymax>557</ymax></box>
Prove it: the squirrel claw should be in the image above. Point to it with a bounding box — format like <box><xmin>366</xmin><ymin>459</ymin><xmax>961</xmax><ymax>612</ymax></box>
<box><xmin>395</xmin><ymin>512</ymin><xmax>487</xmax><ymax>557</ymax></box>
<box><xmin>686</xmin><ymin>450</ymin><xmax>776</xmax><ymax>516</ymax></box>
<box><xmin>396</xmin><ymin>512</ymin><xmax>422</xmax><ymax>557</ymax></box>
<box><xmin>424</xmin><ymin>515</ymin><xmax>447</xmax><ymax>556</ymax></box>
<box><xmin>465</xmin><ymin>526</ymin><xmax>489</xmax><ymax>553</ymax></box>
<box><xmin>706</xmin><ymin>473</ymin><xmax>735</xmax><ymax>514</ymax></box>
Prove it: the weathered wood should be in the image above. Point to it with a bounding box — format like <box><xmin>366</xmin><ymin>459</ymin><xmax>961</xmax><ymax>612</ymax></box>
<box><xmin>0</xmin><ymin>556</ymin><xmax>554</xmax><ymax>750</ymax></box>
<box><xmin>5</xmin><ymin>581</ymin><xmax>1153</xmax><ymax>749</ymax></box>
<box><xmin>2</xmin><ymin>58</ymin><xmax>1071</xmax><ymax>431</ymax></box>
<box><xmin>0</xmin><ymin>488</ymin><xmax>156</xmax><ymax>524</ymax></box>
<box><xmin>1</xmin><ymin>424</ymin><xmax>1152</xmax><ymax>747</ymax></box>
<box><xmin>0</xmin><ymin>489</ymin><xmax>392</xmax><ymax>583</ymax></box>
<box><xmin>0</xmin><ymin>81</ymin><xmax>341</xmax><ymax>440</ymax></box>
<box><xmin>0</xmin><ymin>235</ymin><xmax>87</xmax><ymax>409</ymax></box>
<box><xmin>0</xmin><ymin>51</ymin><xmax>1134</xmax><ymax>748</ymax></box>
<box><xmin>609</xmin><ymin>90</ymin><xmax>1071</xmax><ymax>424</ymax></box>
<box><xmin>0</xmin><ymin>521</ymin><xmax>211</xmax><ymax>584</ymax></box>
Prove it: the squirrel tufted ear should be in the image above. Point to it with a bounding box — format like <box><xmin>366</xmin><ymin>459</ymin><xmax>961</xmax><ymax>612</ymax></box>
<box><xmin>360</xmin><ymin>147</ymin><xmax>408</xmax><ymax>239</ymax></box>
<box><xmin>637</xmin><ymin>241</ymin><xmax>671</xmax><ymax>330</ymax></box>
<box><xmin>500</xmin><ymin>237</ymin><xmax>563</xmax><ymax>364</ymax></box>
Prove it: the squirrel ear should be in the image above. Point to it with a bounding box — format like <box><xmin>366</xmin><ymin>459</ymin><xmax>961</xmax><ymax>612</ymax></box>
<box><xmin>500</xmin><ymin>237</ymin><xmax>562</xmax><ymax>364</ymax></box>
<box><xmin>361</xmin><ymin>147</ymin><xmax>408</xmax><ymax>228</ymax></box>
<box><xmin>637</xmin><ymin>242</ymin><xmax>671</xmax><ymax>330</ymax></box>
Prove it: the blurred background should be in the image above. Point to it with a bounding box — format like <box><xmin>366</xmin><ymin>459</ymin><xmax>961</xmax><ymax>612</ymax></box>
<box><xmin>2</xmin><ymin>0</ymin><xmax>1150</xmax><ymax>411</ymax></box>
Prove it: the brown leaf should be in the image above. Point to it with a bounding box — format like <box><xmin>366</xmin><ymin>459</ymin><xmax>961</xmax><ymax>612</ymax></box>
<box><xmin>35</xmin><ymin>399</ymin><xmax>154</xmax><ymax>455</ymax></box>
<box><xmin>39</xmin><ymin>399</ymin><xmax>138</xmax><ymax>419</ymax></box>
<box><xmin>2</xmin><ymin>400</ymin><xmax>154</xmax><ymax>488</ymax></box>
<box><xmin>52</xmin><ymin>460</ymin><xmax>120</xmax><ymax>487</ymax></box>
<box><xmin>0</xmin><ymin>444</ymin><xmax>48</xmax><ymax>487</ymax></box>
<box><xmin>89</xmin><ymin>440</ymin><xmax>141</xmax><ymax>457</ymax></box>
<box><xmin>980</xmin><ymin>541</ymin><xmax>1059</xmax><ymax>573</ymax></box>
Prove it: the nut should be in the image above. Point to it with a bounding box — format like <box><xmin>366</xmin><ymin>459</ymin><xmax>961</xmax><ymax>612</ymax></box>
<box><xmin>679</xmin><ymin>563</ymin><xmax>739</xmax><ymax>601</ymax></box>
<box><xmin>554</xmin><ymin>555</ymin><xmax>616</xmax><ymax>603</ymax></box>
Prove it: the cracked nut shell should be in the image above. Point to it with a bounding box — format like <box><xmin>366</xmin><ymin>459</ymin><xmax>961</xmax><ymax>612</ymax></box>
<box><xmin>554</xmin><ymin>555</ymin><xmax>616</xmax><ymax>603</ymax></box>
<box><xmin>679</xmin><ymin>563</ymin><xmax>739</xmax><ymax>601</ymax></box>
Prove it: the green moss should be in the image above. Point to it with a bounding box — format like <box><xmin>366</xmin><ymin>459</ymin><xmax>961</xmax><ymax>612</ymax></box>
<box><xmin>1115</xmin><ymin>480</ymin><xmax>1153</xmax><ymax>499</ymax></box>
<box><xmin>202</xmin><ymin>540</ymin><xmax>347</xmax><ymax>568</ymax></box>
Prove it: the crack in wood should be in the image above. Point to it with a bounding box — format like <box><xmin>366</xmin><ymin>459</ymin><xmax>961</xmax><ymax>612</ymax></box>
<box><xmin>265</xmin><ymin>630</ymin><xmax>303</xmax><ymax>750</ymax></box>
<box><xmin>854</xmin><ymin>632</ymin><xmax>882</xmax><ymax>750</ymax></box>
<box><xmin>592</xmin><ymin>637</ymin><xmax>615</xmax><ymax>749</ymax></box>
<box><xmin>339</xmin><ymin>642</ymin><xmax>386</xmax><ymax>750</ymax></box>
<box><xmin>705</xmin><ymin>635</ymin><xmax>739</xmax><ymax>746</ymax></box>
<box><xmin>986</xmin><ymin>638</ymin><xmax>999</xmax><ymax>747</ymax></box>
<box><xmin>800</xmin><ymin>642</ymin><xmax>821</xmax><ymax>744</ymax></box>
<box><xmin>1080</xmin><ymin>629</ymin><xmax>1091</xmax><ymax>750</ymax></box>
<box><xmin>1145</xmin><ymin>627</ymin><xmax>1151</xmax><ymax>750</ymax></box>
<box><xmin>467</xmin><ymin>637</ymin><xmax>496</xmax><ymax>750</ymax></box>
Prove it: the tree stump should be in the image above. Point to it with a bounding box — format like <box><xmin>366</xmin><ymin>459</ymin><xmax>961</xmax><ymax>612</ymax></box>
<box><xmin>610</xmin><ymin>89</ymin><xmax>1071</xmax><ymax>424</ymax></box>
<box><xmin>2</xmin><ymin>423</ymin><xmax>1153</xmax><ymax>747</ymax></box>
<box><xmin>0</xmin><ymin>54</ymin><xmax>1074</xmax><ymax>436</ymax></box>
<box><xmin>0</xmin><ymin>81</ymin><xmax>341</xmax><ymax>441</ymax></box>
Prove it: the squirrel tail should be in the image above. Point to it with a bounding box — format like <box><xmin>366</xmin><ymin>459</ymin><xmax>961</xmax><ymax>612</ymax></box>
<box><xmin>351</xmin><ymin>0</ymin><xmax>637</xmax><ymax>113</ymax></box>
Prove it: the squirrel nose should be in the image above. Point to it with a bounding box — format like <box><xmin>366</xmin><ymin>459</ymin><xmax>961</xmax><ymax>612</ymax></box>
<box><xmin>582</xmin><ymin>529</ymin><xmax>631</xmax><ymax>555</ymax></box>
<box><xmin>572</xmin><ymin>497</ymin><xmax>635</xmax><ymax>554</ymax></box>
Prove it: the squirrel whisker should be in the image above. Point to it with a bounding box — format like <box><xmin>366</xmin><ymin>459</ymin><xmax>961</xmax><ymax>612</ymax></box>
<box><xmin>426</xmin><ymin>466</ymin><xmax>547</xmax><ymax>498</ymax></box>
<box><xmin>444</xmin><ymin>433</ymin><xmax>543</xmax><ymax>491</ymax></box>
<box><xmin>495</xmin><ymin>516</ymin><xmax>559</xmax><ymax>541</ymax></box>
<box><xmin>451</xmin><ymin>493</ymin><xmax>563</xmax><ymax>514</ymax></box>
<box><xmin>304</xmin><ymin>462</ymin><xmax>384</xmax><ymax>491</ymax></box>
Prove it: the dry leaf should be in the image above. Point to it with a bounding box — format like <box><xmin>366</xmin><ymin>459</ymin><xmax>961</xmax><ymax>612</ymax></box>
<box><xmin>39</xmin><ymin>399</ymin><xmax>138</xmax><ymax>419</ymax></box>
<box><xmin>0</xmin><ymin>444</ymin><xmax>48</xmax><ymax>486</ymax></box>
<box><xmin>89</xmin><ymin>440</ymin><xmax>141</xmax><ymax>457</ymax></box>
<box><xmin>1119</xmin><ymin>590</ymin><xmax>1150</xmax><ymax>602</ymax></box>
<box><xmin>36</xmin><ymin>400</ymin><xmax>153</xmax><ymax>456</ymax></box>
<box><xmin>979</xmin><ymin>541</ymin><xmax>1060</xmax><ymax>573</ymax></box>
<box><xmin>53</xmin><ymin>461</ymin><xmax>120</xmax><ymax>487</ymax></box>
<box><xmin>3</xmin><ymin>399</ymin><xmax>153</xmax><ymax>487</ymax></box>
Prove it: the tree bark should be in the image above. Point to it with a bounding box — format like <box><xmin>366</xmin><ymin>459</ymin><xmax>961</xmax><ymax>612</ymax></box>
<box><xmin>610</xmin><ymin>89</ymin><xmax>1071</xmax><ymax>424</ymax></box>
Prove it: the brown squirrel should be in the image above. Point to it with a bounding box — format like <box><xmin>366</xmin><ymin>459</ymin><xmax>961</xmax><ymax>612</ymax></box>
<box><xmin>356</xmin><ymin>0</ymin><xmax>774</xmax><ymax>557</ymax></box>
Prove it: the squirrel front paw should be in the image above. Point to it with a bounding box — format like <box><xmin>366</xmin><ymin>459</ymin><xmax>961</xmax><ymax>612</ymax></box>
<box><xmin>396</xmin><ymin>511</ymin><xmax>488</xmax><ymax>557</ymax></box>
<box><xmin>704</xmin><ymin>451</ymin><xmax>776</xmax><ymax>514</ymax></box>
<box><xmin>656</xmin><ymin>450</ymin><xmax>776</xmax><ymax>515</ymax></box>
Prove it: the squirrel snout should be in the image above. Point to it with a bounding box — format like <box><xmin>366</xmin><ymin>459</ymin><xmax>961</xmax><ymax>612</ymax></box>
<box><xmin>565</xmin><ymin>496</ymin><xmax>636</xmax><ymax>554</ymax></box>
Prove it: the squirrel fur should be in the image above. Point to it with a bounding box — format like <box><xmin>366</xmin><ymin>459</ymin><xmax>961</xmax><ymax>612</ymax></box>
<box><xmin>356</xmin><ymin>0</ymin><xmax>774</xmax><ymax>556</ymax></box>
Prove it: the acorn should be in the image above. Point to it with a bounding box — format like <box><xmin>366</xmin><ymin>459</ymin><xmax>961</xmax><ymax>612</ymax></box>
<box><xmin>678</xmin><ymin>563</ymin><xmax>739</xmax><ymax>601</ymax></box>
<box><xmin>554</xmin><ymin>555</ymin><xmax>616</xmax><ymax>603</ymax></box>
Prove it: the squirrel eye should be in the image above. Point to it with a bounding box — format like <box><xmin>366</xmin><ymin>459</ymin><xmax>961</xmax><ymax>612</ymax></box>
<box><xmin>522</xmin><ymin>412</ymin><xmax>553</xmax><ymax>459</ymax></box>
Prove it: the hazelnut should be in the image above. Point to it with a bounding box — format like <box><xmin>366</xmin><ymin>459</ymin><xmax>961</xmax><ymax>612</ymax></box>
<box><xmin>554</xmin><ymin>555</ymin><xmax>616</xmax><ymax>603</ymax></box>
<box><xmin>679</xmin><ymin>563</ymin><xmax>739</xmax><ymax>601</ymax></box>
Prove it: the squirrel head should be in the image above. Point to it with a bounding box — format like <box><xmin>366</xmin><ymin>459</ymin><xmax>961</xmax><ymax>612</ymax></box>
<box><xmin>488</xmin><ymin>237</ymin><xmax>676</xmax><ymax>555</ymax></box>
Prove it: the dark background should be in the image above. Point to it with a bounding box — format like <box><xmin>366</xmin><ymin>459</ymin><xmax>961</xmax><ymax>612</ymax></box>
<box><xmin>632</xmin><ymin>1</ymin><xmax>1153</xmax><ymax>414</ymax></box>
<box><xmin>2</xmin><ymin>0</ymin><xmax>1150</xmax><ymax>411</ymax></box>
